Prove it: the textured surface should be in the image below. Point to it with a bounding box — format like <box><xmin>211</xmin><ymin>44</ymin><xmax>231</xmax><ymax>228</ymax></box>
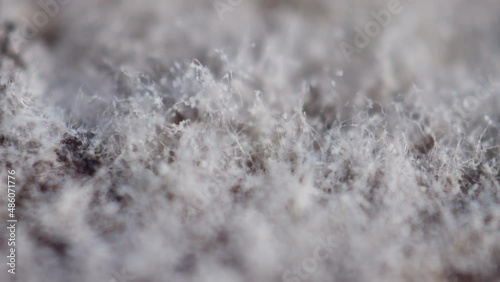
<box><xmin>1</xmin><ymin>0</ymin><xmax>500</xmax><ymax>281</ymax></box>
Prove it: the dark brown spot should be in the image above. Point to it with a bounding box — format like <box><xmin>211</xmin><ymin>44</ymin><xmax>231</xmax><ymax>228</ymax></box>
<box><xmin>412</xmin><ymin>135</ymin><xmax>435</xmax><ymax>156</ymax></box>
